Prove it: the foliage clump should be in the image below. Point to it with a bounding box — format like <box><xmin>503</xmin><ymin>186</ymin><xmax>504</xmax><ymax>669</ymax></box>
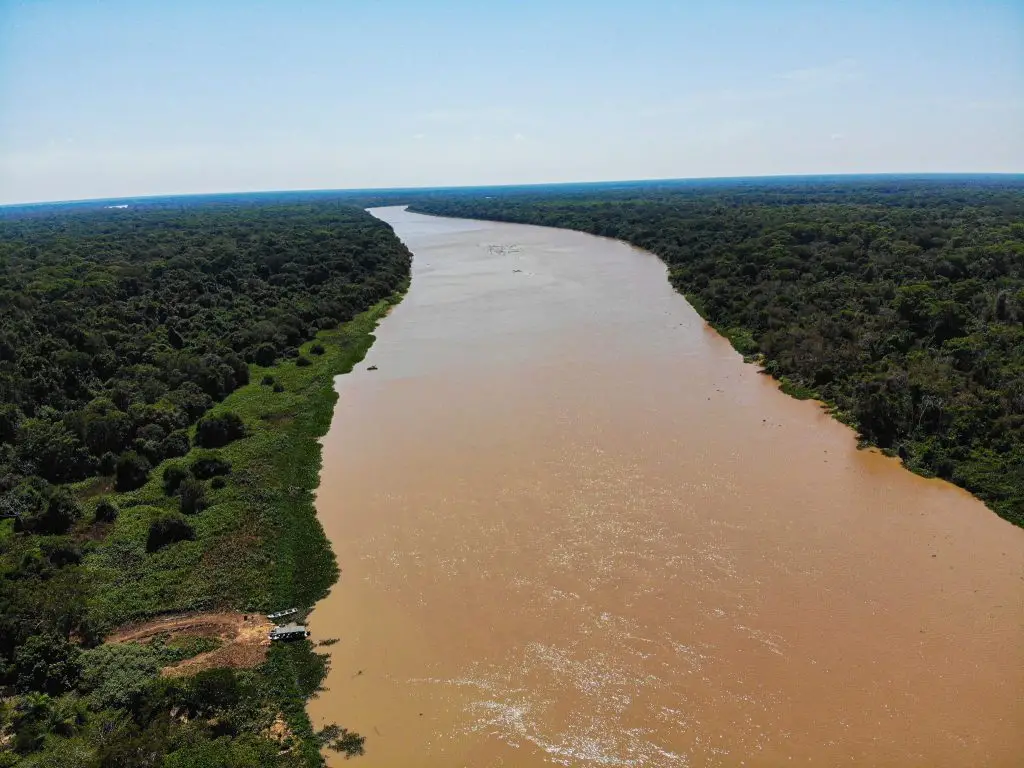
<box><xmin>94</xmin><ymin>497</ymin><xmax>118</xmax><ymax>523</ymax></box>
<box><xmin>190</xmin><ymin>455</ymin><xmax>231</xmax><ymax>479</ymax></box>
<box><xmin>146</xmin><ymin>512</ymin><xmax>195</xmax><ymax>552</ymax></box>
<box><xmin>115</xmin><ymin>451</ymin><xmax>151</xmax><ymax>491</ymax></box>
<box><xmin>163</xmin><ymin>462</ymin><xmax>189</xmax><ymax>495</ymax></box>
<box><xmin>195</xmin><ymin>412</ymin><xmax>247</xmax><ymax>448</ymax></box>
<box><xmin>177</xmin><ymin>478</ymin><xmax>208</xmax><ymax>515</ymax></box>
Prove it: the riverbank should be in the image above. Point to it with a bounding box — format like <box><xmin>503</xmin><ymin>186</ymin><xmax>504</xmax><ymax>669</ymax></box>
<box><xmin>73</xmin><ymin>290</ymin><xmax>406</xmax><ymax>764</ymax></box>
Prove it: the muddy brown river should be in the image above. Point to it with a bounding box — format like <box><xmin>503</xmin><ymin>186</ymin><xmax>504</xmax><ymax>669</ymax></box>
<box><xmin>307</xmin><ymin>207</ymin><xmax>1024</xmax><ymax>767</ymax></box>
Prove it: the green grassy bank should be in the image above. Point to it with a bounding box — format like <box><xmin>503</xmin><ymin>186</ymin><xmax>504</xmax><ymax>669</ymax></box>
<box><xmin>82</xmin><ymin>293</ymin><xmax>404</xmax><ymax>628</ymax></box>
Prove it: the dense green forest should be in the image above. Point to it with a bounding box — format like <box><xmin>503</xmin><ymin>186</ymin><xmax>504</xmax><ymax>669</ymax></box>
<box><xmin>411</xmin><ymin>177</ymin><xmax>1024</xmax><ymax>527</ymax></box>
<box><xmin>0</xmin><ymin>201</ymin><xmax>406</xmax><ymax>487</ymax></box>
<box><xmin>0</xmin><ymin>199</ymin><xmax>411</xmax><ymax>766</ymax></box>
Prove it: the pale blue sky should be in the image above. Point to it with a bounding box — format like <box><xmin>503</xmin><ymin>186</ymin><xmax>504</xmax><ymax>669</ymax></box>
<box><xmin>1</xmin><ymin>0</ymin><xmax>1021</xmax><ymax>204</ymax></box>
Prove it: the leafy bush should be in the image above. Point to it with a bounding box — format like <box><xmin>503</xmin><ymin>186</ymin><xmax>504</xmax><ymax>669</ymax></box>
<box><xmin>178</xmin><ymin>478</ymin><xmax>208</xmax><ymax>515</ymax></box>
<box><xmin>253</xmin><ymin>342</ymin><xmax>278</xmax><ymax>367</ymax></box>
<box><xmin>20</xmin><ymin>489</ymin><xmax>83</xmax><ymax>535</ymax></box>
<box><xmin>195</xmin><ymin>412</ymin><xmax>247</xmax><ymax>448</ymax></box>
<box><xmin>295</xmin><ymin>356</ymin><xmax>312</xmax><ymax>367</ymax></box>
<box><xmin>43</xmin><ymin>539</ymin><xmax>82</xmax><ymax>568</ymax></box>
<box><xmin>150</xmin><ymin>635</ymin><xmax>222</xmax><ymax>665</ymax></box>
<box><xmin>272</xmin><ymin>383</ymin><xmax>285</xmax><ymax>393</ymax></box>
<box><xmin>146</xmin><ymin>512</ymin><xmax>195</xmax><ymax>552</ymax></box>
<box><xmin>210</xmin><ymin>476</ymin><xmax>227</xmax><ymax>490</ymax></box>
<box><xmin>164</xmin><ymin>735</ymin><xmax>282</xmax><ymax>768</ymax></box>
<box><xmin>78</xmin><ymin>643</ymin><xmax>160</xmax><ymax>709</ymax></box>
<box><xmin>162</xmin><ymin>463</ymin><xmax>189</xmax><ymax>495</ymax></box>
<box><xmin>309</xmin><ymin>343</ymin><xmax>325</xmax><ymax>355</ymax></box>
<box><xmin>15</xmin><ymin>418</ymin><xmax>93</xmax><ymax>483</ymax></box>
<box><xmin>99</xmin><ymin>451</ymin><xmax>118</xmax><ymax>475</ymax></box>
<box><xmin>185</xmin><ymin>669</ymin><xmax>241</xmax><ymax>714</ymax></box>
<box><xmin>190</xmin><ymin>456</ymin><xmax>231</xmax><ymax>480</ymax></box>
<box><xmin>160</xmin><ymin>429</ymin><xmax>190</xmax><ymax>459</ymax></box>
<box><xmin>3</xmin><ymin>482</ymin><xmax>44</xmax><ymax>524</ymax></box>
<box><xmin>318</xmin><ymin>724</ymin><xmax>366</xmax><ymax>757</ymax></box>
<box><xmin>94</xmin><ymin>498</ymin><xmax>119</xmax><ymax>523</ymax></box>
<box><xmin>14</xmin><ymin>634</ymin><xmax>82</xmax><ymax>695</ymax></box>
<box><xmin>115</xmin><ymin>451</ymin><xmax>151</xmax><ymax>491</ymax></box>
<box><xmin>260</xmin><ymin>375</ymin><xmax>275</xmax><ymax>386</ymax></box>
<box><xmin>0</xmin><ymin>403</ymin><xmax>21</xmax><ymax>443</ymax></box>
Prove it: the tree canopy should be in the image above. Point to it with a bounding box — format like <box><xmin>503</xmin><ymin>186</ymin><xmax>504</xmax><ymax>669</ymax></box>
<box><xmin>0</xmin><ymin>200</ymin><xmax>409</xmax><ymax>490</ymax></box>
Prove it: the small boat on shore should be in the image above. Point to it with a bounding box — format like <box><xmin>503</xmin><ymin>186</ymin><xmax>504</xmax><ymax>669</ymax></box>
<box><xmin>267</xmin><ymin>607</ymin><xmax>299</xmax><ymax>621</ymax></box>
<box><xmin>269</xmin><ymin>622</ymin><xmax>310</xmax><ymax>642</ymax></box>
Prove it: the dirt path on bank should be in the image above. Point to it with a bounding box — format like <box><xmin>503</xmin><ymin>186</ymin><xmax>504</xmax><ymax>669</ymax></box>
<box><xmin>106</xmin><ymin>611</ymin><xmax>273</xmax><ymax>676</ymax></box>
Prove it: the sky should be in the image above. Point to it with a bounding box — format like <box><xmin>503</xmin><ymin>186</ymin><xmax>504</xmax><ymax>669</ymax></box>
<box><xmin>0</xmin><ymin>0</ymin><xmax>1022</xmax><ymax>204</ymax></box>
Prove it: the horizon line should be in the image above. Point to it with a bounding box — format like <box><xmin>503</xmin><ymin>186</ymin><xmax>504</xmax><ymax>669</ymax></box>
<box><xmin>3</xmin><ymin>171</ymin><xmax>1023</xmax><ymax>209</ymax></box>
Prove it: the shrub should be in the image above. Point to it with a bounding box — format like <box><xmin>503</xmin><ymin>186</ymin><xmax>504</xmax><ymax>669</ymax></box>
<box><xmin>272</xmin><ymin>383</ymin><xmax>285</xmax><ymax>393</ymax></box>
<box><xmin>190</xmin><ymin>456</ymin><xmax>231</xmax><ymax>479</ymax></box>
<box><xmin>79</xmin><ymin>643</ymin><xmax>160</xmax><ymax>709</ymax></box>
<box><xmin>167</xmin><ymin>383</ymin><xmax>214</xmax><ymax>422</ymax></box>
<box><xmin>24</xmin><ymin>489</ymin><xmax>83</xmax><ymax>534</ymax></box>
<box><xmin>160</xmin><ymin>429</ymin><xmax>190</xmax><ymax>458</ymax></box>
<box><xmin>195</xmin><ymin>412</ymin><xmax>247</xmax><ymax>448</ymax></box>
<box><xmin>178</xmin><ymin>478</ymin><xmax>208</xmax><ymax>515</ymax></box>
<box><xmin>136</xmin><ymin>423</ymin><xmax>167</xmax><ymax>443</ymax></box>
<box><xmin>133</xmin><ymin>438</ymin><xmax>162</xmax><ymax>465</ymax></box>
<box><xmin>252</xmin><ymin>342</ymin><xmax>277</xmax><ymax>367</ymax></box>
<box><xmin>115</xmin><ymin>451</ymin><xmax>151</xmax><ymax>491</ymax></box>
<box><xmin>295</xmin><ymin>356</ymin><xmax>312</xmax><ymax>367</ymax></box>
<box><xmin>163</xmin><ymin>738</ymin><xmax>281</xmax><ymax>768</ymax></box>
<box><xmin>186</xmin><ymin>668</ymin><xmax>241</xmax><ymax>714</ymax></box>
<box><xmin>309</xmin><ymin>342</ymin><xmax>325</xmax><ymax>355</ymax></box>
<box><xmin>13</xmin><ymin>634</ymin><xmax>82</xmax><ymax>695</ymax></box>
<box><xmin>0</xmin><ymin>403</ymin><xmax>22</xmax><ymax>444</ymax></box>
<box><xmin>318</xmin><ymin>725</ymin><xmax>366</xmax><ymax>757</ymax></box>
<box><xmin>146</xmin><ymin>512</ymin><xmax>194</xmax><ymax>552</ymax></box>
<box><xmin>99</xmin><ymin>451</ymin><xmax>118</xmax><ymax>475</ymax></box>
<box><xmin>94</xmin><ymin>497</ymin><xmax>119</xmax><ymax>523</ymax></box>
<box><xmin>260</xmin><ymin>375</ymin><xmax>275</xmax><ymax>386</ymax></box>
<box><xmin>43</xmin><ymin>539</ymin><xmax>82</xmax><ymax>567</ymax></box>
<box><xmin>210</xmin><ymin>476</ymin><xmax>227</xmax><ymax>490</ymax></box>
<box><xmin>163</xmin><ymin>463</ymin><xmax>189</xmax><ymax>495</ymax></box>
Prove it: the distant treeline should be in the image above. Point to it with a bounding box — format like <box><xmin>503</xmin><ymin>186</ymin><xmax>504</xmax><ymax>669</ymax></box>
<box><xmin>411</xmin><ymin>177</ymin><xmax>1024</xmax><ymax>527</ymax></box>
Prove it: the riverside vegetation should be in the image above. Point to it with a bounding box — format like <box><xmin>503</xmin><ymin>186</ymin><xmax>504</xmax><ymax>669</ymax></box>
<box><xmin>410</xmin><ymin>177</ymin><xmax>1024</xmax><ymax>527</ymax></box>
<box><xmin>0</xmin><ymin>199</ymin><xmax>411</xmax><ymax>766</ymax></box>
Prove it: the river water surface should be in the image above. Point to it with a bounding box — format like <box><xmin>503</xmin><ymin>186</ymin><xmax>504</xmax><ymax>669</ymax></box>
<box><xmin>307</xmin><ymin>207</ymin><xmax>1024</xmax><ymax>767</ymax></box>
